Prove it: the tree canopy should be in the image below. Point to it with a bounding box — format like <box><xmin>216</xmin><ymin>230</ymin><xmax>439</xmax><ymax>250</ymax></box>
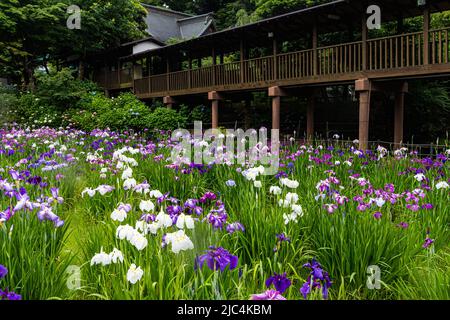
<box><xmin>0</xmin><ymin>0</ymin><xmax>147</xmax><ymax>87</ymax></box>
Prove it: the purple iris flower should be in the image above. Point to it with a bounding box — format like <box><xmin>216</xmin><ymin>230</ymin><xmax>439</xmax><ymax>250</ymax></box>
<box><xmin>0</xmin><ymin>207</ymin><xmax>13</xmax><ymax>221</ymax></box>
<box><xmin>226</xmin><ymin>222</ymin><xmax>245</xmax><ymax>234</ymax></box>
<box><xmin>37</xmin><ymin>205</ymin><xmax>64</xmax><ymax>228</ymax></box>
<box><xmin>301</xmin><ymin>259</ymin><xmax>332</xmax><ymax>300</ymax></box>
<box><xmin>199</xmin><ymin>191</ymin><xmax>217</xmax><ymax>203</ymax></box>
<box><xmin>276</xmin><ymin>233</ymin><xmax>290</xmax><ymax>243</ymax></box>
<box><xmin>193</xmin><ymin>206</ymin><xmax>203</xmax><ymax>216</ymax></box>
<box><xmin>373</xmin><ymin>212</ymin><xmax>382</xmax><ymax>220</ymax></box>
<box><xmin>0</xmin><ymin>289</ymin><xmax>22</xmax><ymax>300</ymax></box>
<box><xmin>0</xmin><ymin>265</ymin><xmax>8</xmax><ymax>278</ymax></box>
<box><xmin>250</xmin><ymin>289</ymin><xmax>286</xmax><ymax>300</ymax></box>
<box><xmin>196</xmin><ymin>247</ymin><xmax>238</xmax><ymax>272</ymax></box>
<box><xmin>208</xmin><ymin>212</ymin><xmax>227</xmax><ymax>230</ymax></box>
<box><xmin>184</xmin><ymin>199</ymin><xmax>198</xmax><ymax>209</ymax></box>
<box><xmin>140</xmin><ymin>213</ymin><xmax>156</xmax><ymax>223</ymax></box>
<box><xmin>422</xmin><ymin>237</ymin><xmax>434</xmax><ymax>249</ymax></box>
<box><xmin>265</xmin><ymin>273</ymin><xmax>291</xmax><ymax>294</ymax></box>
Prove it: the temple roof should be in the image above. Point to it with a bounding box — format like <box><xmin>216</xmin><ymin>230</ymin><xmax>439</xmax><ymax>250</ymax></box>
<box><xmin>141</xmin><ymin>4</ymin><xmax>215</xmax><ymax>43</ymax></box>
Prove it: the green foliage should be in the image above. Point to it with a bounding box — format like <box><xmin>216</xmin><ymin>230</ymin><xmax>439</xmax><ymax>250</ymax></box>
<box><xmin>406</xmin><ymin>81</ymin><xmax>450</xmax><ymax>142</ymax></box>
<box><xmin>35</xmin><ymin>68</ymin><xmax>100</xmax><ymax>111</ymax></box>
<box><xmin>0</xmin><ymin>0</ymin><xmax>147</xmax><ymax>86</ymax></box>
<box><xmin>0</xmin><ymin>84</ymin><xmax>18</xmax><ymax>124</ymax></box>
<box><xmin>145</xmin><ymin>107</ymin><xmax>188</xmax><ymax>131</ymax></box>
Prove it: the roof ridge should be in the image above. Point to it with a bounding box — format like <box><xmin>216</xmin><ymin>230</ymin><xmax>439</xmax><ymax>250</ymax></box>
<box><xmin>140</xmin><ymin>3</ymin><xmax>194</xmax><ymax>17</ymax></box>
<box><xmin>177</xmin><ymin>12</ymin><xmax>214</xmax><ymax>23</ymax></box>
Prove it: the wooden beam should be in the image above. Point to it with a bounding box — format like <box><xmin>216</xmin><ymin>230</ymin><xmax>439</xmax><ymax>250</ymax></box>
<box><xmin>268</xmin><ymin>86</ymin><xmax>289</xmax><ymax>97</ymax></box>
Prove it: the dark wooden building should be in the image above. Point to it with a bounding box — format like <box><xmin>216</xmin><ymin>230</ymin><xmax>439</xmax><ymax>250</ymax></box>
<box><xmin>91</xmin><ymin>0</ymin><xmax>450</xmax><ymax>150</ymax></box>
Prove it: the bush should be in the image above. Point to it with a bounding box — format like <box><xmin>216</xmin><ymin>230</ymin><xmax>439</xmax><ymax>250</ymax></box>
<box><xmin>34</xmin><ymin>68</ymin><xmax>100</xmax><ymax>111</ymax></box>
<box><xmin>144</xmin><ymin>107</ymin><xmax>188</xmax><ymax>131</ymax></box>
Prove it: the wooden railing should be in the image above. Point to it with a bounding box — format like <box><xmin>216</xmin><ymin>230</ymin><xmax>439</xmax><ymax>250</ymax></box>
<box><xmin>430</xmin><ymin>28</ymin><xmax>450</xmax><ymax>64</ymax></box>
<box><xmin>318</xmin><ymin>41</ymin><xmax>363</xmax><ymax>75</ymax></box>
<box><xmin>367</xmin><ymin>32</ymin><xmax>424</xmax><ymax>70</ymax></box>
<box><xmin>244</xmin><ymin>56</ymin><xmax>274</xmax><ymax>83</ymax></box>
<box><xmin>277</xmin><ymin>49</ymin><xmax>315</xmax><ymax>80</ymax></box>
<box><xmin>100</xmin><ymin>28</ymin><xmax>450</xmax><ymax>96</ymax></box>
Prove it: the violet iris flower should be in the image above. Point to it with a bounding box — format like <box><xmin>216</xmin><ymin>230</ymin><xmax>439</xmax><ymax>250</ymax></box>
<box><xmin>250</xmin><ymin>289</ymin><xmax>286</xmax><ymax>300</ymax></box>
<box><xmin>226</xmin><ymin>222</ymin><xmax>245</xmax><ymax>234</ymax></box>
<box><xmin>196</xmin><ymin>247</ymin><xmax>238</xmax><ymax>272</ymax></box>
<box><xmin>0</xmin><ymin>265</ymin><xmax>7</xmax><ymax>278</ymax></box>
<box><xmin>265</xmin><ymin>273</ymin><xmax>291</xmax><ymax>294</ymax></box>
<box><xmin>301</xmin><ymin>259</ymin><xmax>332</xmax><ymax>300</ymax></box>
<box><xmin>0</xmin><ymin>289</ymin><xmax>22</xmax><ymax>300</ymax></box>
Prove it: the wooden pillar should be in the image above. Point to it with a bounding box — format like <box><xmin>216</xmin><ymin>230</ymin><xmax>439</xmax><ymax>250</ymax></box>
<box><xmin>163</xmin><ymin>96</ymin><xmax>175</xmax><ymax>109</ymax></box>
<box><xmin>423</xmin><ymin>6</ymin><xmax>430</xmax><ymax>65</ymax></box>
<box><xmin>394</xmin><ymin>82</ymin><xmax>408</xmax><ymax>147</ymax></box>
<box><xmin>313</xmin><ymin>22</ymin><xmax>318</xmax><ymax>76</ymax></box>
<box><xmin>220</xmin><ymin>53</ymin><xmax>224</xmax><ymax>65</ymax></box>
<box><xmin>355</xmin><ymin>79</ymin><xmax>371</xmax><ymax>151</ymax></box>
<box><xmin>208</xmin><ymin>91</ymin><xmax>224</xmax><ymax>129</ymax></box>
<box><xmin>362</xmin><ymin>15</ymin><xmax>368</xmax><ymax>71</ymax></box>
<box><xmin>307</xmin><ymin>90</ymin><xmax>316</xmax><ymax>141</ymax></box>
<box><xmin>272</xmin><ymin>96</ymin><xmax>281</xmax><ymax>131</ymax></box>
<box><xmin>268</xmin><ymin>86</ymin><xmax>288</xmax><ymax>131</ymax></box>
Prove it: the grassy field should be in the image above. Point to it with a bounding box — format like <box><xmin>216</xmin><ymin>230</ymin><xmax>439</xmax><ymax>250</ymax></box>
<box><xmin>0</xmin><ymin>127</ymin><xmax>449</xmax><ymax>300</ymax></box>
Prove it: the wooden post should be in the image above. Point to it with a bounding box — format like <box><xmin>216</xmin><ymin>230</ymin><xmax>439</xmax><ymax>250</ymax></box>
<box><xmin>394</xmin><ymin>82</ymin><xmax>408</xmax><ymax>147</ymax></box>
<box><xmin>208</xmin><ymin>91</ymin><xmax>224</xmax><ymax>129</ymax></box>
<box><xmin>362</xmin><ymin>15</ymin><xmax>368</xmax><ymax>71</ymax></box>
<box><xmin>307</xmin><ymin>90</ymin><xmax>315</xmax><ymax>141</ymax></box>
<box><xmin>313</xmin><ymin>22</ymin><xmax>318</xmax><ymax>76</ymax></box>
<box><xmin>273</xmin><ymin>37</ymin><xmax>278</xmax><ymax>80</ymax></box>
<box><xmin>423</xmin><ymin>6</ymin><xmax>430</xmax><ymax>65</ymax></box>
<box><xmin>272</xmin><ymin>96</ymin><xmax>281</xmax><ymax>131</ymax></box>
<box><xmin>355</xmin><ymin>79</ymin><xmax>371</xmax><ymax>151</ymax></box>
<box><xmin>240</xmin><ymin>40</ymin><xmax>245</xmax><ymax>83</ymax></box>
<box><xmin>268</xmin><ymin>86</ymin><xmax>288</xmax><ymax>131</ymax></box>
<box><xmin>163</xmin><ymin>96</ymin><xmax>175</xmax><ymax>109</ymax></box>
<box><xmin>188</xmin><ymin>56</ymin><xmax>192</xmax><ymax>89</ymax></box>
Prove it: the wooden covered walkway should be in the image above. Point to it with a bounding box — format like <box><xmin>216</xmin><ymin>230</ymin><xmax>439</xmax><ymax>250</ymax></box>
<box><xmin>92</xmin><ymin>0</ymin><xmax>450</xmax><ymax>150</ymax></box>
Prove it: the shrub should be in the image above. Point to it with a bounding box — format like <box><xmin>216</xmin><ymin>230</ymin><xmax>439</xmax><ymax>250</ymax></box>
<box><xmin>34</xmin><ymin>68</ymin><xmax>100</xmax><ymax>111</ymax></box>
<box><xmin>144</xmin><ymin>107</ymin><xmax>188</xmax><ymax>131</ymax></box>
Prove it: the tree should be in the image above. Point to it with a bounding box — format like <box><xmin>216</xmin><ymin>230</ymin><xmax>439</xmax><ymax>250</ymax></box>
<box><xmin>0</xmin><ymin>0</ymin><xmax>147</xmax><ymax>87</ymax></box>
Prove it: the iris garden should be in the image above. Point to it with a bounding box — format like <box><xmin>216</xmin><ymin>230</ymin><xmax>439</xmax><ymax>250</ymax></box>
<box><xmin>0</xmin><ymin>127</ymin><xmax>449</xmax><ymax>300</ymax></box>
